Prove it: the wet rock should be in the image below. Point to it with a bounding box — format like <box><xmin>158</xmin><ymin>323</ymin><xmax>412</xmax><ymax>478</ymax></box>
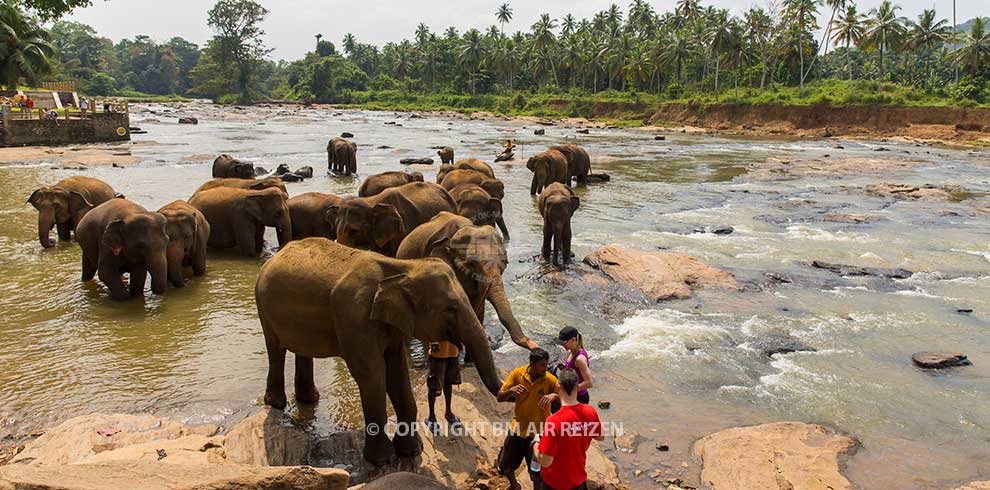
<box><xmin>874</xmin><ymin>147</ymin><xmax>889</xmax><ymax>152</ymax></box>
<box><xmin>656</xmin><ymin>443</ymin><xmax>670</xmax><ymax>452</ymax></box>
<box><xmin>762</xmin><ymin>272</ymin><xmax>793</xmax><ymax>286</ymax></box>
<box><xmin>577</xmin><ymin>128</ymin><xmax>590</xmax><ymax>134</ymax></box>
<box><xmin>273</xmin><ymin>163</ymin><xmax>291</xmax><ymax>175</ymax></box>
<box><xmin>614</xmin><ymin>431</ymin><xmax>645</xmax><ymax>453</ymax></box>
<box><xmin>384</xmin><ymin>121</ymin><xmax>396</xmax><ymax>125</ymax></box>
<box><xmin>911</xmin><ymin>351</ymin><xmax>972</xmax><ymax>369</ymax></box>
<box><xmin>586</xmin><ymin>172</ymin><xmax>611</xmax><ymax>183</ymax></box>
<box><xmin>400</xmin><ymin>158</ymin><xmax>434</xmax><ymax>165</ymax></box>
<box><xmin>953</xmin><ymin>482</ymin><xmax>990</xmax><ymax>490</ymax></box>
<box><xmin>534</xmin><ymin>129</ymin><xmax>545</xmax><ymax>135</ymax></box>
<box><xmin>693</xmin><ymin>422</ymin><xmax>858</xmax><ymax>490</ymax></box>
<box><xmin>865</xmin><ymin>183</ymin><xmax>966</xmax><ymax>202</ymax></box>
<box><xmin>655</xmin><ymin>135</ymin><xmax>666</xmax><ymax>141</ymax></box>
<box><xmin>295</xmin><ymin>166</ymin><xmax>313</xmax><ymax>178</ymax></box>
<box><xmin>223</xmin><ymin>408</ymin><xmax>310</xmax><ymax>466</ymax></box>
<box><xmin>957</xmin><ymin>308</ymin><xmax>974</xmax><ymax>314</ymax></box>
<box><xmin>710</xmin><ymin>226</ymin><xmax>734</xmax><ymax>235</ymax></box>
<box><xmin>362</xmin><ymin>472</ymin><xmax>446</xmax><ymax>489</ymax></box>
<box><xmin>810</xmin><ymin>260</ymin><xmax>913</xmax><ymax>279</ymax></box>
<box><xmin>377</xmin><ymin>145</ymin><xmax>392</xmax><ymax>149</ymax></box>
<box><xmin>598</xmin><ymin>401</ymin><xmax>611</xmax><ymax>410</ymax></box>
<box><xmin>821</xmin><ymin>213</ymin><xmax>884</xmax><ymax>224</ymax></box>
<box><xmin>583</xmin><ymin>246</ymin><xmax>741</xmax><ymax>301</ymax></box>
<box><xmin>178</xmin><ymin>117</ymin><xmax>198</xmax><ymax>124</ymax></box>
<box><xmin>750</xmin><ymin>333</ymin><xmax>817</xmax><ymax>357</ymax></box>
<box><xmin>280</xmin><ymin>173</ymin><xmax>304</xmax><ymax>182</ymax></box>
<box><xmin>341</xmin><ymin>132</ymin><xmax>354</xmax><ymax>138</ymax></box>
<box><xmin>254</xmin><ymin>166</ymin><xmax>269</xmax><ymax>176</ymax></box>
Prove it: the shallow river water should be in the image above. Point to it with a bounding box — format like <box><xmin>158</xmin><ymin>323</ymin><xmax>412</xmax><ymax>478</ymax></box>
<box><xmin>1</xmin><ymin>103</ymin><xmax>988</xmax><ymax>488</ymax></box>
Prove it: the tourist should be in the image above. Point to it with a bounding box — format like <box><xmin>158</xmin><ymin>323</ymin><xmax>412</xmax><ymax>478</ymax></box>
<box><xmin>532</xmin><ymin>368</ymin><xmax>604</xmax><ymax>490</ymax></box>
<box><xmin>497</xmin><ymin>348</ymin><xmax>559</xmax><ymax>490</ymax></box>
<box><xmin>47</xmin><ymin>109</ymin><xmax>60</xmax><ymax>127</ymax></box>
<box><xmin>557</xmin><ymin>327</ymin><xmax>592</xmax><ymax>405</ymax></box>
<box><xmin>26</xmin><ymin>97</ymin><xmax>34</xmax><ymax>110</ymax></box>
<box><xmin>424</xmin><ymin>340</ymin><xmax>462</xmax><ymax>435</ymax></box>
<box><xmin>79</xmin><ymin>98</ymin><xmax>89</xmax><ymax>115</ymax></box>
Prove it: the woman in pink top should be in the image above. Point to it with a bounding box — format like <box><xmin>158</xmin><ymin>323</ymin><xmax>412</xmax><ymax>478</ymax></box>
<box><xmin>557</xmin><ymin>326</ymin><xmax>592</xmax><ymax>404</ymax></box>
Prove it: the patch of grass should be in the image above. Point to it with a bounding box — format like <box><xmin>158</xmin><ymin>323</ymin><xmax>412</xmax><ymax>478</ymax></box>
<box><xmin>964</xmin><ymin>140</ymin><xmax>990</xmax><ymax>147</ymax></box>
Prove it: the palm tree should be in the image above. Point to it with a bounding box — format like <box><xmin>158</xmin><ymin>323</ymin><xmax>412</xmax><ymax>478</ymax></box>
<box><xmin>783</xmin><ymin>0</ymin><xmax>819</xmax><ymax>91</ymax></box>
<box><xmin>496</xmin><ymin>3</ymin><xmax>512</xmax><ymax>38</ymax></box>
<box><xmin>833</xmin><ymin>4</ymin><xmax>865</xmax><ymax>91</ymax></box>
<box><xmin>459</xmin><ymin>28</ymin><xmax>484</xmax><ymax>94</ymax></box>
<box><xmin>906</xmin><ymin>9</ymin><xmax>951</xmax><ymax>88</ymax></box>
<box><xmin>531</xmin><ymin>13</ymin><xmax>559</xmax><ymax>86</ymax></box>
<box><xmin>342</xmin><ymin>33</ymin><xmax>356</xmax><ymax>56</ymax></box>
<box><xmin>561</xmin><ymin>14</ymin><xmax>577</xmax><ymax>36</ymax></box>
<box><xmin>0</xmin><ymin>4</ymin><xmax>54</xmax><ymax>89</ymax></box>
<box><xmin>864</xmin><ymin>0</ymin><xmax>906</xmax><ymax>82</ymax></box>
<box><xmin>707</xmin><ymin>9</ymin><xmax>734</xmax><ymax>95</ymax></box>
<box><xmin>950</xmin><ymin>17</ymin><xmax>990</xmax><ymax>76</ymax></box>
<box><xmin>744</xmin><ymin>7</ymin><xmax>773</xmax><ymax>89</ymax></box>
<box><xmin>659</xmin><ymin>31</ymin><xmax>691</xmax><ymax>84</ymax></box>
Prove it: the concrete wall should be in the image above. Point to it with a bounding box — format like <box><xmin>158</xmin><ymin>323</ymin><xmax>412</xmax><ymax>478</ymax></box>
<box><xmin>0</xmin><ymin>112</ymin><xmax>131</xmax><ymax>147</ymax></box>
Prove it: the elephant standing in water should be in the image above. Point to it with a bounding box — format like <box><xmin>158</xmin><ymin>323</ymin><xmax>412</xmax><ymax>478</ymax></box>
<box><xmin>158</xmin><ymin>200</ymin><xmax>210</xmax><ymax>287</ymax></box>
<box><xmin>358</xmin><ymin>171</ymin><xmax>424</xmax><ymax>197</ymax></box>
<box><xmin>332</xmin><ymin>182</ymin><xmax>456</xmax><ymax>257</ymax></box>
<box><xmin>75</xmin><ymin>199</ymin><xmax>169</xmax><ymax>301</ymax></box>
<box><xmin>437</xmin><ymin>146</ymin><xmax>454</xmax><ymax>164</ymax></box>
<box><xmin>29</xmin><ymin>176</ymin><xmax>117</xmax><ymax>248</ymax></box>
<box><xmin>539</xmin><ymin>183</ymin><xmax>580</xmax><ymax>266</ymax></box>
<box><xmin>212</xmin><ymin>155</ymin><xmax>255</xmax><ymax>179</ymax></box>
<box><xmin>397</xmin><ymin>212</ymin><xmax>537</xmax><ymax>350</ymax></box>
<box><xmin>194</xmin><ymin>177</ymin><xmax>287</xmax><ymax>196</ymax></box>
<box><xmin>550</xmin><ymin>144</ymin><xmax>592</xmax><ymax>186</ymax></box>
<box><xmin>327</xmin><ymin>137</ymin><xmax>358</xmax><ymax>175</ymax></box>
<box><xmin>439</xmin><ymin>170</ymin><xmax>509</xmax><ymax>239</ymax></box>
<box><xmin>256</xmin><ymin>238</ymin><xmax>503</xmax><ymax>464</ymax></box>
<box><xmin>188</xmin><ymin>187</ymin><xmax>292</xmax><ymax>257</ymax></box>
<box><xmin>436</xmin><ymin>158</ymin><xmax>495</xmax><ymax>183</ymax></box>
<box><xmin>527</xmin><ymin>149</ymin><xmax>569</xmax><ymax>195</ymax></box>
<box><xmin>447</xmin><ymin>184</ymin><xmax>506</xmax><ymax>236</ymax></box>
<box><xmin>287</xmin><ymin>192</ymin><xmax>342</xmax><ymax>240</ymax></box>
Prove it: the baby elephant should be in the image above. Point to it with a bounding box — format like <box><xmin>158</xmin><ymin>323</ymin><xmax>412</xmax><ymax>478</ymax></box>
<box><xmin>212</xmin><ymin>154</ymin><xmax>255</xmax><ymax>179</ymax></box>
<box><xmin>158</xmin><ymin>200</ymin><xmax>211</xmax><ymax>287</ymax></box>
<box><xmin>358</xmin><ymin>171</ymin><xmax>424</xmax><ymax>197</ymax></box>
<box><xmin>437</xmin><ymin>146</ymin><xmax>454</xmax><ymax>164</ymax></box>
<box><xmin>538</xmin><ymin>183</ymin><xmax>580</xmax><ymax>266</ymax></box>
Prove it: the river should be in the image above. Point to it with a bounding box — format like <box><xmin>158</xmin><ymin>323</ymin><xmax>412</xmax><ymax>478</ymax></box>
<box><xmin>0</xmin><ymin>103</ymin><xmax>988</xmax><ymax>488</ymax></box>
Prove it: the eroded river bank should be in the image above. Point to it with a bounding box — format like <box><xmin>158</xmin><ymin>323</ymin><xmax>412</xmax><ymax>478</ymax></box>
<box><xmin>1</xmin><ymin>102</ymin><xmax>989</xmax><ymax>489</ymax></box>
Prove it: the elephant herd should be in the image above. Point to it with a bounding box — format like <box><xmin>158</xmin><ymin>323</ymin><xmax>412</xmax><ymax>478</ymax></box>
<box><xmin>26</xmin><ymin>139</ymin><xmax>597</xmax><ymax>465</ymax></box>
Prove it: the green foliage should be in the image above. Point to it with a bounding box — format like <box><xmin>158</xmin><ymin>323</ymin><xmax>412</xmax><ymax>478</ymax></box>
<box><xmin>87</xmin><ymin>72</ymin><xmax>114</xmax><ymax>95</ymax></box>
<box><xmin>0</xmin><ymin>4</ymin><xmax>55</xmax><ymax>89</ymax></box>
<box><xmin>9</xmin><ymin>0</ymin><xmax>91</xmax><ymax>21</ymax></box>
<box><xmin>205</xmin><ymin>0</ymin><xmax>271</xmax><ymax>101</ymax></box>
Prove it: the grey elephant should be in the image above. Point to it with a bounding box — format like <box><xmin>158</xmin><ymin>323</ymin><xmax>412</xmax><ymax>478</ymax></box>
<box><xmin>397</xmin><ymin>211</ymin><xmax>536</xmax><ymax>350</ymax></box>
<box><xmin>212</xmin><ymin>154</ymin><xmax>255</xmax><ymax>179</ymax></box>
<box><xmin>327</xmin><ymin>137</ymin><xmax>358</xmax><ymax>175</ymax></box>
<box><xmin>158</xmin><ymin>200</ymin><xmax>210</xmax><ymax>287</ymax></box>
<box><xmin>29</xmin><ymin>176</ymin><xmax>117</xmax><ymax>248</ymax></box>
<box><xmin>194</xmin><ymin>177</ymin><xmax>287</xmax><ymax>196</ymax></box>
<box><xmin>439</xmin><ymin>170</ymin><xmax>509</xmax><ymax>239</ymax></box>
<box><xmin>436</xmin><ymin>158</ymin><xmax>495</xmax><ymax>183</ymax></box>
<box><xmin>359</xmin><ymin>171</ymin><xmax>424</xmax><ymax>197</ymax></box>
<box><xmin>447</xmin><ymin>184</ymin><xmax>507</xmax><ymax>239</ymax></box>
<box><xmin>437</xmin><ymin>146</ymin><xmax>454</xmax><ymax>164</ymax></box>
<box><xmin>539</xmin><ymin>183</ymin><xmax>580</xmax><ymax>265</ymax></box>
<box><xmin>75</xmin><ymin>198</ymin><xmax>169</xmax><ymax>301</ymax></box>
<box><xmin>188</xmin><ymin>187</ymin><xmax>292</xmax><ymax>257</ymax></box>
<box><xmin>256</xmin><ymin>238</ymin><xmax>502</xmax><ymax>465</ymax></box>
<box><xmin>527</xmin><ymin>149</ymin><xmax>569</xmax><ymax>195</ymax></box>
<box><xmin>550</xmin><ymin>143</ymin><xmax>592</xmax><ymax>186</ymax></box>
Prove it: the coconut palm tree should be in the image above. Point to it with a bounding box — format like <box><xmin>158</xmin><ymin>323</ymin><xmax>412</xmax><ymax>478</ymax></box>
<box><xmin>531</xmin><ymin>13</ymin><xmax>558</xmax><ymax>85</ymax></box>
<box><xmin>949</xmin><ymin>17</ymin><xmax>990</xmax><ymax>76</ymax></box>
<box><xmin>833</xmin><ymin>4</ymin><xmax>865</xmax><ymax>91</ymax></box>
<box><xmin>783</xmin><ymin>0</ymin><xmax>819</xmax><ymax>91</ymax></box>
<box><xmin>496</xmin><ymin>4</ymin><xmax>512</xmax><ymax>38</ymax></box>
<box><xmin>659</xmin><ymin>31</ymin><xmax>691</xmax><ymax>84</ymax></box>
<box><xmin>342</xmin><ymin>33</ymin><xmax>356</xmax><ymax>56</ymax></box>
<box><xmin>906</xmin><ymin>9</ymin><xmax>951</xmax><ymax>88</ymax></box>
<box><xmin>744</xmin><ymin>7</ymin><xmax>773</xmax><ymax>89</ymax></box>
<box><xmin>707</xmin><ymin>9</ymin><xmax>734</xmax><ymax>95</ymax></box>
<box><xmin>459</xmin><ymin>28</ymin><xmax>483</xmax><ymax>94</ymax></box>
<box><xmin>0</xmin><ymin>4</ymin><xmax>54</xmax><ymax>89</ymax></box>
<box><xmin>864</xmin><ymin>0</ymin><xmax>906</xmax><ymax>81</ymax></box>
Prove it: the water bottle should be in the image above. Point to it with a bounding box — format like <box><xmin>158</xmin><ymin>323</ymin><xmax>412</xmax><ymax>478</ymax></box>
<box><xmin>529</xmin><ymin>437</ymin><xmax>541</xmax><ymax>473</ymax></box>
<box><xmin>529</xmin><ymin>457</ymin><xmax>541</xmax><ymax>473</ymax></box>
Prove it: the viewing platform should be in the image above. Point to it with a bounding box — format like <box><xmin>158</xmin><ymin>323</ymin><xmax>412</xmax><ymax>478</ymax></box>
<box><xmin>0</xmin><ymin>88</ymin><xmax>131</xmax><ymax>147</ymax></box>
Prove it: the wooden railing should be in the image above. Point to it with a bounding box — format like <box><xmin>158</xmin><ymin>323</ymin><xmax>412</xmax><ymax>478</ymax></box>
<box><xmin>41</xmin><ymin>81</ymin><xmax>76</xmax><ymax>92</ymax></box>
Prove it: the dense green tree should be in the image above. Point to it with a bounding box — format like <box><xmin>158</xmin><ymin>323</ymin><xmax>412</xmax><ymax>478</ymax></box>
<box><xmin>204</xmin><ymin>0</ymin><xmax>271</xmax><ymax>101</ymax></box>
<box><xmin>0</xmin><ymin>3</ymin><xmax>54</xmax><ymax>89</ymax></box>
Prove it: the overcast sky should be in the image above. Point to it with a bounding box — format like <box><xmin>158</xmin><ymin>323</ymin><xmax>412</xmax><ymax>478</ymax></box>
<box><xmin>66</xmin><ymin>0</ymin><xmax>983</xmax><ymax>60</ymax></box>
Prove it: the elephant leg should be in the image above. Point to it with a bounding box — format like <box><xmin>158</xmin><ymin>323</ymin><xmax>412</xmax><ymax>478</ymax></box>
<box><xmin>99</xmin><ymin>266</ymin><xmax>129</xmax><ymax>301</ymax></box>
<box><xmin>344</xmin><ymin>355</ymin><xmax>393</xmax><ymax>465</ymax></box>
<box><xmin>384</xmin><ymin>343</ymin><xmax>421</xmax><ymax>458</ymax></box>
<box><xmin>129</xmin><ymin>267</ymin><xmax>147</xmax><ymax>297</ymax></box>
<box><xmin>192</xmin><ymin>242</ymin><xmax>207</xmax><ymax>276</ymax></box>
<box><xmin>236</xmin><ymin>226</ymin><xmax>257</xmax><ymax>257</ymax></box>
<box><xmin>56</xmin><ymin>222</ymin><xmax>71</xmax><ymax>241</ymax></box>
<box><xmin>541</xmin><ymin>222</ymin><xmax>552</xmax><ymax>263</ymax></box>
<box><xmin>254</xmin><ymin>226</ymin><xmax>265</xmax><ymax>255</ymax></box>
<box><xmin>262</xmin><ymin>324</ymin><xmax>288</xmax><ymax>409</ymax></box>
<box><xmin>81</xmin><ymin>254</ymin><xmax>97</xmax><ymax>281</ymax></box>
<box><xmin>563</xmin><ymin>222</ymin><xmax>573</xmax><ymax>264</ymax></box>
<box><xmin>294</xmin><ymin>354</ymin><xmax>320</xmax><ymax>404</ymax></box>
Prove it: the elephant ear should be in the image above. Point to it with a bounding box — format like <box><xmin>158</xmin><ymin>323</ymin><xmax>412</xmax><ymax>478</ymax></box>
<box><xmin>243</xmin><ymin>193</ymin><xmax>265</xmax><ymax>222</ymax></box>
<box><xmin>372</xmin><ymin>203</ymin><xmax>405</xmax><ymax>250</ymax></box>
<box><xmin>427</xmin><ymin>236</ymin><xmax>453</xmax><ymax>263</ymax></box>
<box><xmin>323</xmin><ymin>205</ymin><xmax>340</xmax><ymax>231</ymax></box>
<box><xmin>570</xmin><ymin>195</ymin><xmax>581</xmax><ymax>215</ymax></box>
<box><xmin>102</xmin><ymin>219</ymin><xmax>127</xmax><ymax>256</ymax></box>
<box><xmin>482</xmin><ymin>181</ymin><xmax>504</xmax><ymax>199</ymax></box>
<box><xmin>489</xmin><ymin>197</ymin><xmax>503</xmax><ymax>217</ymax></box>
<box><xmin>27</xmin><ymin>188</ymin><xmax>44</xmax><ymax>208</ymax></box>
<box><xmin>526</xmin><ymin>157</ymin><xmax>538</xmax><ymax>172</ymax></box>
<box><xmin>370</xmin><ymin>273</ymin><xmax>416</xmax><ymax>339</ymax></box>
<box><xmin>69</xmin><ymin>191</ymin><xmax>95</xmax><ymax>211</ymax></box>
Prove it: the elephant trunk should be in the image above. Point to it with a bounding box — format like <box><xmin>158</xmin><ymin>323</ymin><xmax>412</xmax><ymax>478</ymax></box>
<box><xmin>530</xmin><ymin>176</ymin><xmax>539</xmax><ymax>196</ymax></box>
<box><xmin>149</xmin><ymin>251</ymin><xmax>168</xmax><ymax>295</ymax></box>
<box><xmin>165</xmin><ymin>240</ymin><xmax>186</xmax><ymax>288</ymax></box>
<box><xmin>38</xmin><ymin>210</ymin><xmax>55</xmax><ymax>248</ymax></box>
<box><xmin>496</xmin><ymin>215</ymin><xmax>510</xmax><ymax>241</ymax></box>
<box><xmin>276</xmin><ymin>210</ymin><xmax>292</xmax><ymax>248</ymax></box>
<box><xmin>485</xmin><ymin>272</ymin><xmax>536</xmax><ymax>350</ymax></box>
<box><xmin>457</xmin><ymin>309</ymin><xmax>503</xmax><ymax>397</ymax></box>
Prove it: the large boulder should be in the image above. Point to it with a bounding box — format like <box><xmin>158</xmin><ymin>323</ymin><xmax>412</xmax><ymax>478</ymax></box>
<box><xmin>222</xmin><ymin>408</ymin><xmax>310</xmax><ymax>466</ymax></box>
<box><xmin>865</xmin><ymin>183</ymin><xmax>965</xmax><ymax>202</ymax></box>
<box><xmin>0</xmin><ymin>462</ymin><xmax>347</xmax><ymax>490</ymax></box>
<box><xmin>11</xmin><ymin>413</ymin><xmax>219</xmax><ymax>466</ymax></box>
<box><xmin>693</xmin><ymin>422</ymin><xmax>858</xmax><ymax>490</ymax></box>
<box><xmin>954</xmin><ymin>483</ymin><xmax>990</xmax><ymax>490</ymax></box>
<box><xmin>583</xmin><ymin>245</ymin><xmax>740</xmax><ymax>300</ymax></box>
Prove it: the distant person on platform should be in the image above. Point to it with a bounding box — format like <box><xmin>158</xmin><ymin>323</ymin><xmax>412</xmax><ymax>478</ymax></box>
<box><xmin>497</xmin><ymin>348</ymin><xmax>558</xmax><ymax>490</ymax></box>
<box><xmin>79</xmin><ymin>98</ymin><xmax>88</xmax><ymax>115</ymax></box>
<box><xmin>424</xmin><ymin>340</ymin><xmax>463</xmax><ymax>435</ymax></box>
<box><xmin>532</xmin><ymin>368</ymin><xmax>604</xmax><ymax>490</ymax></box>
<box><xmin>26</xmin><ymin>97</ymin><xmax>34</xmax><ymax>110</ymax></box>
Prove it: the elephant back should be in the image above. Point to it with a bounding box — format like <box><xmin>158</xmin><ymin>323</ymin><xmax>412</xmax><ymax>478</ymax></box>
<box><xmin>396</xmin><ymin>211</ymin><xmax>472</xmax><ymax>259</ymax></box>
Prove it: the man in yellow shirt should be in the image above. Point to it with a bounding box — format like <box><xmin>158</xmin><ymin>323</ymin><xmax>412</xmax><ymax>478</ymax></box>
<box><xmin>425</xmin><ymin>340</ymin><xmax>462</xmax><ymax>435</ymax></box>
<box><xmin>496</xmin><ymin>348</ymin><xmax>558</xmax><ymax>490</ymax></box>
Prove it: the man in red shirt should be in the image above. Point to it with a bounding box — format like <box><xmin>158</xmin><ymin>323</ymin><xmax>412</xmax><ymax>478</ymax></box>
<box><xmin>532</xmin><ymin>368</ymin><xmax>604</xmax><ymax>490</ymax></box>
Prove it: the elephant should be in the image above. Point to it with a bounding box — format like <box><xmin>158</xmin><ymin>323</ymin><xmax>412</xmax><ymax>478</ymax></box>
<box><xmin>396</xmin><ymin>211</ymin><xmax>536</xmax><ymax>351</ymax></box>
<box><xmin>158</xmin><ymin>200</ymin><xmax>210</xmax><ymax>287</ymax></box>
<box><xmin>327</xmin><ymin>137</ymin><xmax>358</xmax><ymax>175</ymax></box>
<box><xmin>439</xmin><ymin>170</ymin><xmax>509</xmax><ymax>239</ymax></box>
<box><xmin>447</xmin><ymin>184</ymin><xmax>508</xmax><ymax>239</ymax></box>
<box><xmin>193</xmin><ymin>177</ymin><xmax>288</xmax><ymax>196</ymax></box>
<box><xmin>287</xmin><ymin>192</ymin><xmax>343</xmax><ymax>240</ymax></box>
<box><xmin>212</xmin><ymin>154</ymin><xmax>255</xmax><ymax>179</ymax></box>
<box><xmin>255</xmin><ymin>238</ymin><xmax>502</xmax><ymax>464</ymax></box>
<box><xmin>331</xmin><ymin>182</ymin><xmax>457</xmax><ymax>257</ymax></box>
<box><xmin>29</xmin><ymin>176</ymin><xmax>117</xmax><ymax>248</ymax></box>
<box><xmin>358</xmin><ymin>171</ymin><xmax>424</xmax><ymax>197</ymax></box>
<box><xmin>550</xmin><ymin>144</ymin><xmax>592</xmax><ymax>186</ymax></box>
<box><xmin>188</xmin><ymin>187</ymin><xmax>292</xmax><ymax>257</ymax></box>
<box><xmin>436</xmin><ymin>158</ymin><xmax>495</xmax><ymax>183</ymax></box>
<box><xmin>437</xmin><ymin>146</ymin><xmax>454</xmax><ymax>164</ymax></box>
<box><xmin>538</xmin><ymin>183</ymin><xmax>580</xmax><ymax>266</ymax></box>
<box><xmin>75</xmin><ymin>198</ymin><xmax>169</xmax><ymax>301</ymax></box>
<box><xmin>526</xmin><ymin>149</ymin><xmax>569</xmax><ymax>195</ymax></box>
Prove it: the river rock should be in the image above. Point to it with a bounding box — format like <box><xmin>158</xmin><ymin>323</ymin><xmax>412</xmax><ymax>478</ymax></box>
<box><xmin>295</xmin><ymin>166</ymin><xmax>314</xmax><ymax>178</ymax></box>
<box><xmin>178</xmin><ymin>117</ymin><xmax>198</xmax><ymax>124</ymax></box>
<box><xmin>362</xmin><ymin>472</ymin><xmax>447</xmax><ymax>489</ymax></box>
<box><xmin>577</xmin><ymin>128</ymin><xmax>590</xmax><ymax>134</ymax></box>
<box><xmin>254</xmin><ymin>166</ymin><xmax>269</xmax><ymax>176</ymax></box>
<box><xmin>693</xmin><ymin>422</ymin><xmax>858</xmax><ymax>490</ymax></box>
<box><xmin>534</xmin><ymin>128</ymin><xmax>545</xmax><ymax>135</ymax></box>
<box><xmin>654</xmin><ymin>135</ymin><xmax>666</xmax><ymax>141</ymax></box>
<box><xmin>865</xmin><ymin>183</ymin><xmax>964</xmax><ymax>202</ymax></box>
<box><xmin>11</xmin><ymin>413</ymin><xmax>220</xmax><ymax>465</ymax></box>
<box><xmin>223</xmin><ymin>408</ymin><xmax>310</xmax><ymax>466</ymax></box>
<box><xmin>587</xmin><ymin>172</ymin><xmax>611</xmax><ymax>183</ymax></box>
<box><xmin>911</xmin><ymin>351</ymin><xmax>972</xmax><ymax>369</ymax></box>
<box><xmin>750</xmin><ymin>333</ymin><xmax>816</xmax><ymax>357</ymax></box>
<box><xmin>583</xmin><ymin>246</ymin><xmax>740</xmax><ymax>300</ymax></box>
<box><xmin>400</xmin><ymin>158</ymin><xmax>434</xmax><ymax>165</ymax></box>
<box><xmin>0</xmin><ymin>462</ymin><xmax>348</xmax><ymax>490</ymax></box>
<box><xmin>273</xmin><ymin>163</ymin><xmax>291</xmax><ymax>175</ymax></box>
<box><xmin>810</xmin><ymin>260</ymin><xmax>913</xmax><ymax>279</ymax></box>
<box><xmin>280</xmin><ymin>173</ymin><xmax>304</xmax><ymax>182</ymax></box>
<box><xmin>614</xmin><ymin>431</ymin><xmax>645</xmax><ymax>453</ymax></box>
<box><xmin>954</xmin><ymin>482</ymin><xmax>990</xmax><ymax>490</ymax></box>
<box><xmin>341</xmin><ymin>132</ymin><xmax>354</xmax><ymax>138</ymax></box>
